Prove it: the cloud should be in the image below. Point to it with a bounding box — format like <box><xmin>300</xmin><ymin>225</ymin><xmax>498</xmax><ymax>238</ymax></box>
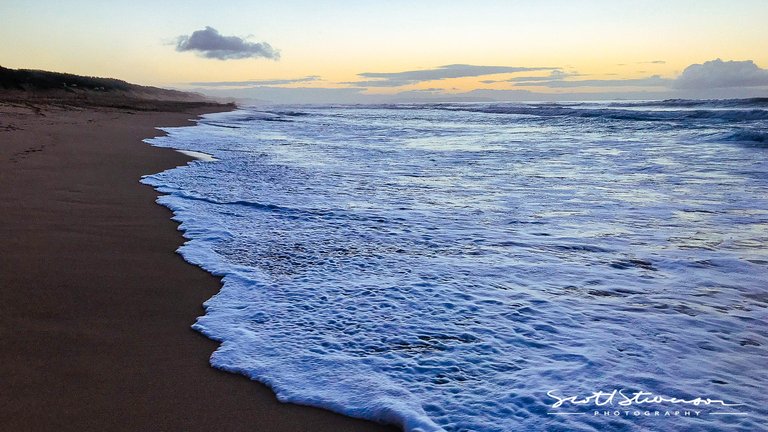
<box><xmin>405</xmin><ymin>88</ymin><xmax>445</xmax><ymax>93</ymax></box>
<box><xmin>346</xmin><ymin>64</ymin><xmax>558</xmax><ymax>87</ymax></box>
<box><xmin>514</xmin><ymin>75</ymin><xmax>671</xmax><ymax>88</ymax></box>
<box><xmin>483</xmin><ymin>59</ymin><xmax>767</xmax><ymax>91</ymax></box>
<box><xmin>482</xmin><ymin>69</ymin><xmax>580</xmax><ymax>84</ymax></box>
<box><xmin>197</xmin><ymin>84</ymin><xmax>681</xmax><ymax>104</ymax></box>
<box><xmin>198</xmin><ymin>86</ymin><xmax>367</xmax><ymax>104</ymax></box>
<box><xmin>190</xmin><ymin>76</ymin><xmax>320</xmax><ymax>87</ymax></box>
<box><xmin>674</xmin><ymin>59</ymin><xmax>768</xmax><ymax>89</ymax></box>
<box><xmin>176</xmin><ymin>26</ymin><xmax>279</xmax><ymax>60</ymax></box>
<box><xmin>191</xmin><ymin>59</ymin><xmax>768</xmax><ymax>103</ymax></box>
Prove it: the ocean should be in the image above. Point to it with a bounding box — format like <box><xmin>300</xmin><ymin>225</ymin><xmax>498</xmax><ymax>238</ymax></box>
<box><xmin>142</xmin><ymin>100</ymin><xmax>768</xmax><ymax>431</ymax></box>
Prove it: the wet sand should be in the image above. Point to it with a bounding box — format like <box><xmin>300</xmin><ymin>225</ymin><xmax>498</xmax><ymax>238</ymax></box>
<box><xmin>0</xmin><ymin>100</ymin><xmax>398</xmax><ymax>432</ymax></box>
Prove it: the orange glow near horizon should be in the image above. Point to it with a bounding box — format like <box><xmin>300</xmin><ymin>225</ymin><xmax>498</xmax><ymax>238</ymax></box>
<box><xmin>1</xmin><ymin>0</ymin><xmax>767</xmax><ymax>99</ymax></box>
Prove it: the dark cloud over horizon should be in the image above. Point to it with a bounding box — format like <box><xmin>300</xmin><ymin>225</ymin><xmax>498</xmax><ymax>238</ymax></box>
<box><xmin>176</xmin><ymin>26</ymin><xmax>279</xmax><ymax>60</ymax></box>
<box><xmin>674</xmin><ymin>59</ymin><xmax>768</xmax><ymax>89</ymax></box>
<box><xmin>345</xmin><ymin>64</ymin><xmax>558</xmax><ymax>87</ymax></box>
<box><xmin>192</xmin><ymin>59</ymin><xmax>768</xmax><ymax>103</ymax></box>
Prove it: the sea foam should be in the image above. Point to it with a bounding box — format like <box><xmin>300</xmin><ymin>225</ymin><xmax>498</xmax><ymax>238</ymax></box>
<box><xmin>143</xmin><ymin>102</ymin><xmax>768</xmax><ymax>431</ymax></box>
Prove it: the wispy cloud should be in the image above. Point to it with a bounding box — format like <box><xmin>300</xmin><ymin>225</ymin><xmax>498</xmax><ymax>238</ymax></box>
<box><xmin>198</xmin><ymin>86</ymin><xmax>368</xmax><ymax>104</ymax></box>
<box><xmin>673</xmin><ymin>59</ymin><xmax>768</xmax><ymax>89</ymax></box>
<box><xmin>514</xmin><ymin>75</ymin><xmax>671</xmax><ymax>88</ymax></box>
<box><xmin>176</xmin><ymin>26</ymin><xmax>279</xmax><ymax>60</ymax></box>
<box><xmin>190</xmin><ymin>76</ymin><xmax>320</xmax><ymax>87</ymax></box>
<box><xmin>345</xmin><ymin>64</ymin><xmax>558</xmax><ymax>87</ymax></box>
<box><xmin>482</xmin><ymin>70</ymin><xmax>580</xmax><ymax>84</ymax></box>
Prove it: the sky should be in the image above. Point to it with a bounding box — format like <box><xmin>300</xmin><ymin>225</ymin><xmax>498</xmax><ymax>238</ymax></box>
<box><xmin>1</xmin><ymin>0</ymin><xmax>767</xmax><ymax>103</ymax></box>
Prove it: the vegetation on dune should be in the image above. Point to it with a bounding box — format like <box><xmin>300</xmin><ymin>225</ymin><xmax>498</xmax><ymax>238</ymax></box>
<box><xmin>0</xmin><ymin>66</ymin><xmax>231</xmax><ymax>110</ymax></box>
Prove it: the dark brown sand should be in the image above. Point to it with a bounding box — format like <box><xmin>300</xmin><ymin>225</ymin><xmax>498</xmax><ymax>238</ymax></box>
<box><xmin>0</xmin><ymin>100</ymin><xmax>399</xmax><ymax>432</ymax></box>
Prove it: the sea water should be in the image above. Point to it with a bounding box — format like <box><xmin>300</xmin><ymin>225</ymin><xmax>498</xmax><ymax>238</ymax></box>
<box><xmin>142</xmin><ymin>100</ymin><xmax>768</xmax><ymax>431</ymax></box>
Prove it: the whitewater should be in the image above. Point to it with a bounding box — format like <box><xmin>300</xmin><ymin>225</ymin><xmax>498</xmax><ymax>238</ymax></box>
<box><xmin>142</xmin><ymin>100</ymin><xmax>768</xmax><ymax>431</ymax></box>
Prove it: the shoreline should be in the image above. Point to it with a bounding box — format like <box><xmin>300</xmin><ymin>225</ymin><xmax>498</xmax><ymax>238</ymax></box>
<box><xmin>0</xmin><ymin>100</ymin><xmax>398</xmax><ymax>431</ymax></box>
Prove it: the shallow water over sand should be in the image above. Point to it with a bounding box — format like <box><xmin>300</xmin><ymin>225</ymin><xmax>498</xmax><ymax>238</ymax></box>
<box><xmin>143</xmin><ymin>101</ymin><xmax>768</xmax><ymax>431</ymax></box>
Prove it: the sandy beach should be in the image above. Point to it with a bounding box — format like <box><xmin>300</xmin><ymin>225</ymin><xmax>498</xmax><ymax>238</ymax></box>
<box><xmin>0</xmin><ymin>99</ymin><xmax>397</xmax><ymax>432</ymax></box>
<box><xmin>3</xmin><ymin>2</ymin><xmax>767</xmax><ymax>429</ymax></box>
